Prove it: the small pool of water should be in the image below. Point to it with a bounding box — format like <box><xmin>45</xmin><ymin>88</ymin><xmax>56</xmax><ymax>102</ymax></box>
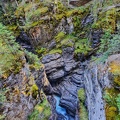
<box><xmin>54</xmin><ymin>95</ymin><xmax>74</xmax><ymax>120</ymax></box>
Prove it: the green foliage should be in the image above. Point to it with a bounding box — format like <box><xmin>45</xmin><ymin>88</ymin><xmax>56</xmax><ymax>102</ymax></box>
<box><xmin>97</xmin><ymin>31</ymin><xmax>120</xmax><ymax>62</ymax></box>
<box><xmin>48</xmin><ymin>49</ymin><xmax>62</xmax><ymax>54</ymax></box>
<box><xmin>0</xmin><ymin>115</ymin><xmax>5</xmax><ymax>120</ymax></box>
<box><xmin>55</xmin><ymin>32</ymin><xmax>65</xmax><ymax>43</ymax></box>
<box><xmin>80</xmin><ymin>103</ymin><xmax>88</xmax><ymax>120</ymax></box>
<box><xmin>0</xmin><ymin>88</ymin><xmax>6</xmax><ymax>103</ymax></box>
<box><xmin>78</xmin><ymin>88</ymin><xmax>86</xmax><ymax>102</ymax></box>
<box><xmin>24</xmin><ymin>50</ymin><xmax>42</xmax><ymax>70</ymax></box>
<box><xmin>104</xmin><ymin>91</ymin><xmax>120</xmax><ymax>119</ymax></box>
<box><xmin>35</xmin><ymin>47</ymin><xmax>47</xmax><ymax>55</ymax></box>
<box><xmin>78</xmin><ymin>88</ymin><xmax>88</xmax><ymax>120</ymax></box>
<box><xmin>54</xmin><ymin>13</ymin><xmax>65</xmax><ymax>21</ymax></box>
<box><xmin>92</xmin><ymin>8</ymin><xmax>116</xmax><ymax>32</ymax></box>
<box><xmin>75</xmin><ymin>38</ymin><xmax>91</xmax><ymax>55</ymax></box>
<box><xmin>28</xmin><ymin>96</ymin><xmax>51</xmax><ymax>120</ymax></box>
<box><xmin>0</xmin><ymin>23</ymin><xmax>23</xmax><ymax>77</ymax></box>
<box><xmin>57</xmin><ymin>34</ymin><xmax>77</xmax><ymax>48</ymax></box>
<box><xmin>104</xmin><ymin>92</ymin><xmax>117</xmax><ymax>107</ymax></box>
<box><xmin>27</xmin><ymin>7</ymin><xmax>48</xmax><ymax>22</ymax></box>
<box><xmin>116</xmin><ymin>94</ymin><xmax>120</xmax><ymax>113</ymax></box>
<box><xmin>0</xmin><ymin>88</ymin><xmax>7</xmax><ymax>120</ymax></box>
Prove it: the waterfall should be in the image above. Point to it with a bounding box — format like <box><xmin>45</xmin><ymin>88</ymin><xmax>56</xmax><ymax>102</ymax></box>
<box><xmin>84</xmin><ymin>65</ymin><xmax>106</xmax><ymax>120</ymax></box>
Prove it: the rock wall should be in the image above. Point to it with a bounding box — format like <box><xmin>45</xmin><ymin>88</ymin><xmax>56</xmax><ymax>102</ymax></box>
<box><xmin>1</xmin><ymin>63</ymin><xmax>42</xmax><ymax>120</ymax></box>
<box><xmin>35</xmin><ymin>47</ymin><xmax>86</xmax><ymax>119</ymax></box>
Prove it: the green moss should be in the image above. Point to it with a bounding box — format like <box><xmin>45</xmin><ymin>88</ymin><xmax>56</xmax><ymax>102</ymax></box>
<box><xmin>78</xmin><ymin>88</ymin><xmax>86</xmax><ymax>102</ymax></box>
<box><xmin>54</xmin><ymin>13</ymin><xmax>65</xmax><ymax>21</ymax></box>
<box><xmin>31</xmin><ymin>84</ymin><xmax>39</xmax><ymax>98</ymax></box>
<box><xmin>78</xmin><ymin>88</ymin><xmax>88</xmax><ymax>120</ymax></box>
<box><xmin>28</xmin><ymin>96</ymin><xmax>51</xmax><ymax>120</ymax></box>
<box><xmin>35</xmin><ymin>47</ymin><xmax>47</xmax><ymax>55</ymax></box>
<box><xmin>48</xmin><ymin>49</ymin><xmax>62</xmax><ymax>54</ymax></box>
<box><xmin>0</xmin><ymin>115</ymin><xmax>5</xmax><ymax>120</ymax></box>
<box><xmin>75</xmin><ymin>38</ymin><xmax>91</xmax><ymax>55</ymax></box>
<box><xmin>24</xmin><ymin>20</ymin><xmax>44</xmax><ymax>30</ymax></box>
<box><xmin>28</xmin><ymin>7</ymin><xmax>48</xmax><ymax>20</ymax></box>
<box><xmin>56</xmin><ymin>34</ymin><xmax>76</xmax><ymax>48</ymax></box>
<box><xmin>65</xmin><ymin>10</ymin><xmax>74</xmax><ymax>17</ymax></box>
<box><xmin>80</xmin><ymin>103</ymin><xmax>88</xmax><ymax>120</ymax></box>
<box><xmin>55</xmin><ymin>32</ymin><xmax>65</xmax><ymax>43</ymax></box>
<box><xmin>92</xmin><ymin>8</ymin><xmax>116</xmax><ymax>32</ymax></box>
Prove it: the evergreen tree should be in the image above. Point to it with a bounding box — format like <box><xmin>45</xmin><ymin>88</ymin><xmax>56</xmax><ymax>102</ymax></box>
<box><xmin>0</xmin><ymin>23</ymin><xmax>23</xmax><ymax>78</ymax></box>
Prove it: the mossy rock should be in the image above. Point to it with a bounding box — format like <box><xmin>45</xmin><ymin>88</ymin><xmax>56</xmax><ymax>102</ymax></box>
<box><xmin>78</xmin><ymin>88</ymin><xmax>88</xmax><ymax>120</ymax></box>
<box><xmin>35</xmin><ymin>47</ymin><xmax>47</xmax><ymax>56</ymax></box>
<box><xmin>48</xmin><ymin>49</ymin><xmax>62</xmax><ymax>55</ymax></box>
<box><xmin>109</xmin><ymin>61</ymin><xmax>120</xmax><ymax>86</ymax></box>
<box><xmin>55</xmin><ymin>32</ymin><xmax>66</xmax><ymax>43</ymax></box>
<box><xmin>28</xmin><ymin>96</ymin><xmax>51</xmax><ymax>120</ymax></box>
<box><xmin>92</xmin><ymin>8</ymin><xmax>116</xmax><ymax>32</ymax></box>
<box><xmin>80</xmin><ymin>103</ymin><xmax>88</xmax><ymax>120</ymax></box>
<box><xmin>78</xmin><ymin>88</ymin><xmax>86</xmax><ymax>102</ymax></box>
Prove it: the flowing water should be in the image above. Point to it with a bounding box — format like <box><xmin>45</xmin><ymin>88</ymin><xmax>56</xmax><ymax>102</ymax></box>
<box><xmin>54</xmin><ymin>95</ymin><xmax>74</xmax><ymax>120</ymax></box>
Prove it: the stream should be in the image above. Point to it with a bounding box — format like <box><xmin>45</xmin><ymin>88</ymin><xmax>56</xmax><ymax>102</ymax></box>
<box><xmin>54</xmin><ymin>95</ymin><xmax>74</xmax><ymax>120</ymax></box>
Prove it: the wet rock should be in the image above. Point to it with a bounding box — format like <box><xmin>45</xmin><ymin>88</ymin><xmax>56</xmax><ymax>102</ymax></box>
<box><xmin>16</xmin><ymin>31</ymin><xmax>31</xmax><ymax>44</ymax></box>
<box><xmin>62</xmin><ymin>47</ymin><xmax>74</xmax><ymax>60</ymax></box>
<box><xmin>67</xmin><ymin>17</ymin><xmax>74</xmax><ymax>34</ymax></box>
<box><xmin>64</xmin><ymin>60</ymin><xmax>77</xmax><ymax>72</ymax></box>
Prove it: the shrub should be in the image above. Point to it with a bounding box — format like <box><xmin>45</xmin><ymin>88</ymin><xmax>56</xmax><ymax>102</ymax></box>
<box><xmin>24</xmin><ymin>50</ymin><xmax>42</xmax><ymax>70</ymax></box>
<box><xmin>0</xmin><ymin>23</ymin><xmax>23</xmax><ymax>78</ymax></box>
<box><xmin>75</xmin><ymin>38</ymin><xmax>91</xmax><ymax>55</ymax></box>
<box><xmin>104</xmin><ymin>91</ymin><xmax>120</xmax><ymax>120</ymax></box>
<box><xmin>97</xmin><ymin>31</ymin><xmax>120</xmax><ymax>62</ymax></box>
<box><xmin>55</xmin><ymin>32</ymin><xmax>65</xmax><ymax>43</ymax></box>
<box><xmin>28</xmin><ymin>96</ymin><xmax>51</xmax><ymax>120</ymax></box>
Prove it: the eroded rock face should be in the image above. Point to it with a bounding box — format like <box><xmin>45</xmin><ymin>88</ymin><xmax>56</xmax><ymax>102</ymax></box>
<box><xmin>16</xmin><ymin>31</ymin><xmax>33</xmax><ymax>52</ymax></box>
<box><xmin>29</xmin><ymin>26</ymin><xmax>53</xmax><ymax>47</ymax></box>
<box><xmin>37</xmin><ymin>47</ymin><xmax>85</xmax><ymax>119</ymax></box>
<box><xmin>2</xmin><ymin>64</ymin><xmax>42</xmax><ymax>120</ymax></box>
<box><xmin>29</xmin><ymin>17</ymin><xmax>74</xmax><ymax>47</ymax></box>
